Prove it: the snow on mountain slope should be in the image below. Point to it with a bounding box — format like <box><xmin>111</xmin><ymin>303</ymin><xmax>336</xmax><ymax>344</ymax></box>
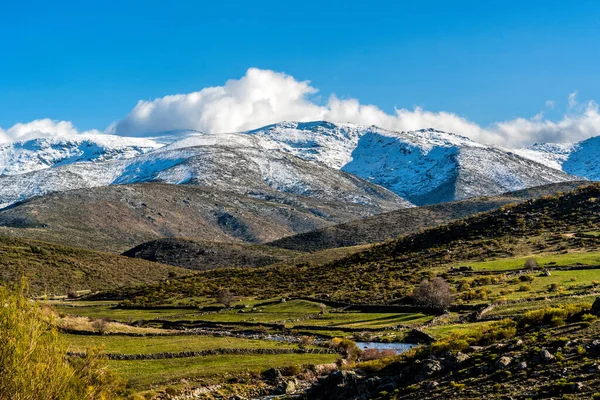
<box><xmin>512</xmin><ymin>143</ymin><xmax>578</xmax><ymax>171</ymax></box>
<box><xmin>0</xmin><ymin>121</ymin><xmax>583</xmax><ymax>210</ymax></box>
<box><xmin>0</xmin><ymin>134</ymin><xmax>163</xmax><ymax>176</ymax></box>
<box><xmin>242</xmin><ymin>121</ymin><xmax>576</xmax><ymax>205</ymax></box>
<box><xmin>243</xmin><ymin>121</ymin><xmax>482</xmax><ymax>170</ymax></box>
<box><xmin>515</xmin><ymin>137</ymin><xmax>600</xmax><ymax>181</ymax></box>
<box><xmin>0</xmin><ymin>134</ymin><xmax>410</xmax><ymax>212</ymax></box>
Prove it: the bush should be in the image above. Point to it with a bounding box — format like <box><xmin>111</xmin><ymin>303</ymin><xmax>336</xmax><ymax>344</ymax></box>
<box><xmin>524</xmin><ymin>258</ymin><xmax>539</xmax><ymax>270</ymax></box>
<box><xmin>0</xmin><ymin>279</ymin><xmax>125</xmax><ymax>399</ymax></box>
<box><xmin>519</xmin><ymin>303</ymin><xmax>589</xmax><ymax>328</ymax></box>
<box><xmin>329</xmin><ymin>338</ymin><xmax>360</xmax><ymax>361</ymax></box>
<box><xmin>547</xmin><ymin>283</ymin><xmax>563</xmax><ymax>293</ymax></box>
<box><xmin>429</xmin><ymin>319</ymin><xmax>516</xmax><ymax>354</ymax></box>
<box><xmin>359</xmin><ymin>348</ymin><xmax>395</xmax><ymax>361</ymax></box>
<box><xmin>217</xmin><ymin>288</ymin><xmax>234</xmax><ymax>307</ymax></box>
<box><xmin>411</xmin><ymin>277</ymin><xmax>453</xmax><ymax>311</ymax></box>
<box><xmin>92</xmin><ymin>318</ymin><xmax>111</xmax><ymax>335</ymax></box>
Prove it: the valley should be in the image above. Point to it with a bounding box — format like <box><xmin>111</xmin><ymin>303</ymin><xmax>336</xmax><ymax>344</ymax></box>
<box><xmin>2</xmin><ymin>123</ymin><xmax>600</xmax><ymax>399</ymax></box>
<box><xmin>1</xmin><ymin>182</ymin><xmax>595</xmax><ymax>398</ymax></box>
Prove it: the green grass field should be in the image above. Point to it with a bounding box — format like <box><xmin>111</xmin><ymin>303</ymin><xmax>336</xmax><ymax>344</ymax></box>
<box><xmin>54</xmin><ymin>305</ymin><xmax>198</xmax><ymax>322</ymax></box>
<box><xmin>461</xmin><ymin>250</ymin><xmax>600</xmax><ymax>271</ymax></box>
<box><xmin>297</xmin><ymin>312</ymin><xmax>432</xmax><ymax>329</ymax></box>
<box><xmin>64</xmin><ymin>334</ymin><xmax>307</xmax><ymax>354</ymax></box>
<box><xmin>110</xmin><ymin>353</ymin><xmax>337</xmax><ymax>388</ymax></box>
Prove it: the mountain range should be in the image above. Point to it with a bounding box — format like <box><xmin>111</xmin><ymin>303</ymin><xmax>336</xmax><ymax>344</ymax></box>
<box><xmin>1</xmin><ymin>121</ymin><xmax>595</xmax><ymax>212</ymax></box>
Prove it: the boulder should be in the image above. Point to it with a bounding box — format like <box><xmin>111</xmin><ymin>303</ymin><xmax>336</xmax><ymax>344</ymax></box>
<box><xmin>496</xmin><ymin>356</ymin><xmax>512</xmax><ymax>369</ymax></box>
<box><xmin>518</xmin><ymin>361</ymin><xmax>528</xmax><ymax>370</ymax></box>
<box><xmin>571</xmin><ymin>382</ymin><xmax>584</xmax><ymax>392</ymax></box>
<box><xmin>424</xmin><ymin>381</ymin><xmax>439</xmax><ymax>390</ymax></box>
<box><xmin>285</xmin><ymin>380</ymin><xmax>296</xmax><ymax>394</ymax></box>
<box><xmin>540</xmin><ymin>349</ymin><xmax>555</xmax><ymax>363</ymax></box>
<box><xmin>591</xmin><ymin>297</ymin><xmax>600</xmax><ymax>316</ymax></box>
<box><xmin>420</xmin><ymin>359</ymin><xmax>443</xmax><ymax>376</ymax></box>
<box><xmin>465</xmin><ymin>346</ymin><xmax>484</xmax><ymax>353</ymax></box>
<box><xmin>443</xmin><ymin>352</ymin><xmax>470</xmax><ymax>368</ymax></box>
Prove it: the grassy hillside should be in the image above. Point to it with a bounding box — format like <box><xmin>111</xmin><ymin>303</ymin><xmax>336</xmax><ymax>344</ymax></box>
<box><xmin>94</xmin><ymin>182</ymin><xmax>600</xmax><ymax>304</ymax></box>
<box><xmin>49</xmin><ymin>183</ymin><xmax>600</xmax><ymax>397</ymax></box>
<box><xmin>268</xmin><ymin>181</ymin><xmax>588</xmax><ymax>252</ymax></box>
<box><xmin>0</xmin><ymin>182</ymin><xmax>404</xmax><ymax>253</ymax></box>
<box><xmin>122</xmin><ymin>238</ymin><xmax>302</xmax><ymax>270</ymax></box>
<box><xmin>122</xmin><ymin>237</ymin><xmax>370</xmax><ymax>271</ymax></box>
<box><xmin>0</xmin><ymin>235</ymin><xmax>189</xmax><ymax>295</ymax></box>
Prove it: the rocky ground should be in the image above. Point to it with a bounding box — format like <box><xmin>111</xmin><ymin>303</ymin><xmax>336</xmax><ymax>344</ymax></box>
<box><xmin>306</xmin><ymin>307</ymin><xmax>600</xmax><ymax>399</ymax></box>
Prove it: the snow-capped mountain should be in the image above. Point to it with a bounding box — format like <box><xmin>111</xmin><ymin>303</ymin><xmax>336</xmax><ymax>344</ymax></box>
<box><xmin>0</xmin><ymin>132</ymin><xmax>409</xmax><ymax>212</ymax></box>
<box><xmin>241</xmin><ymin>121</ymin><xmax>576</xmax><ymax>205</ymax></box>
<box><xmin>0</xmin><ymin>134</ymin><xmax>162</xmax><ymax>176</ymax></box>
<box><xmin>0</xmin><ymin>121</ymin><xmax>582</xmax><ymax>209</ymax></box>
<box><xmin>515</xmin><ymin>136</ymin><xmax>600</xmax><ymax>181</ymax></box>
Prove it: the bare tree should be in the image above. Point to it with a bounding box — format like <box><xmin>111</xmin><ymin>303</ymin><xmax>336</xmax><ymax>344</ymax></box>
<box><xmin>524</xmin><ymin>258</ymin><xmax>539</xmax><ymax>270</ymax></box>
<box><xmin>91</xmin><ymin>318</ymin><xmax>110</xmax><ymax>335</ymax></box>
<box><xmin>411</xmin><ymin>277</ymin><xmax>453</xmax><ymax>311</ymax></box>
<box><xmin>217</xmin><ymin>288</ymin><xmax>234</xmax><ymax>307</ymax></box>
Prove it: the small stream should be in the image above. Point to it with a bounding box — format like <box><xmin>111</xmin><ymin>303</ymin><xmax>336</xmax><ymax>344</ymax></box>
<box><xmin>355</xmin><ymin>341</ymin><xmax>416</xmax><ymax>354</ymax></box>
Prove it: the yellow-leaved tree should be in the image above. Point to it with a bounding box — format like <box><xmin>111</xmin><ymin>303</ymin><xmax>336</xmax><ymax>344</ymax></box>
<box><xmin>0</xmin><ymin>279</ymin><xmax>126</xmax><ymax>400</ymax></box>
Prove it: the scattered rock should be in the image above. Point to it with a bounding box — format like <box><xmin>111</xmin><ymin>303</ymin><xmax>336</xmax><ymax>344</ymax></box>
<box><xmin>424</xmin><ymin>381</ymin><xmax>439</xmax><ymax>390</ymax></box>
<box><xmin>420</xmin><ymin>359</ymin><xmax>443</xmax><ymax>376</ymax></box>
<box><xmin>540</xmin><ymin>349</ymin><xmax>555</xmax><ymax>363</ymax></box>
<box><xmin>518</xmin><ymin>361</ymin><xmax>528</xmax><ymax>370</ymax></box>
<box><xmin>496</xmin><ymin>356</ymin><xmax>512</xmax><ymax>369</ymax></box>
<box><xmin>454</xmin><ymin>352</ymin><xmax>470</xmax><ymax>364</ymax></box>
<box><xmin>465</xmin><ymin>346</ymin><xmax>484</xmax><ymax>353</ymax></box>
<box><xmin>571</xmin><ymin>382</ymin><xmax>584</xmax><ymax>392</ymax></box>
<box><xmin>285</xmin><ymin>380</ymin><xmax>296</xmax><ymax>394</ymax></box>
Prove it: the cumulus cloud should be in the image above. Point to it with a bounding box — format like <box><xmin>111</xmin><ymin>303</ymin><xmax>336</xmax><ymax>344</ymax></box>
<box><xmin>110</xmin><ymin>68</ymin><xmax>600</xmax><ymax>147</ymax></box>
<box><xmin>0</xmin><ymin>119</ymin><xmax>97</xmax><ymax>144</ymax></box>
<box><xmin>4</xmin><ymin>68</ymin><xmax>600</xmax><ymax>147</ymax></box>
<box><xmin>490</xmin><ymin>100</ymin><xmax>600</xmax><ymax>145</ymax></box>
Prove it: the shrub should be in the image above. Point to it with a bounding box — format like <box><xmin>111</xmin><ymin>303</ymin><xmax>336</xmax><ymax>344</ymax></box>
<box><xmin>0</xmin><ymin>279</ymin><xmax>125</xmax><ymax>399</ymax></box>
<box><xmin>359</xmin><ymin>348</ymin><xmax>396</xmax><ymax>361</ymax></box>
<box><xmin>519</xmin><ymin>303</ymin><xmax>589</xmax><ymax>328</ymax></box>
<box><xmin>281</xmin><ymin>365</ymin><xmax>301</xmax><ymax>376</ymax></box>
<box><xmin>525</xmin><ymin>258</ymin><xmax>539</xmax><ymax>270</ymax></box>
<box><xmin>92</xmin><ymin>318</ymin><xmax>110</xmax><ymax>335</ymax></box>
<box><xmin>547</xmin><ymin>283</ymin><xmax>563</xmax><ymax>292</ymax></box>
<box><xmin>430</xmin><ymin>319</ymin><xmax>516</xmax><ymax>354</ymax></box>
<box><xmin>217</xmin><ymin>288</ymin><xmax>234</xmax><ymax>307</ymax></box>
<box><xmin>329</xmin><ymin>338</ymin><xmax>360</xmax><ymax>361</ymax></box>
<box><xmin>582</xmin><ymin>313</ymin><xmax>598</xmax><ymax>322</ymax></box>
<box><xmin>411</xmin><ymin>277</ymin><xmax>453</xmax><ymax>311</ymax></box>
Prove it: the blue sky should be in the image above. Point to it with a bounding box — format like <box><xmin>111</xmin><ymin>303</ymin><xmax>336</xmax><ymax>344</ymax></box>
<box><xmin>1</xmin><ymin>0</ymin><xmax>599</xmax><ymax>145</ymax></box>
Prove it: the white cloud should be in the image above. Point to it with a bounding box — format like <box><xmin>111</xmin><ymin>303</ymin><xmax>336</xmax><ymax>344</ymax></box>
<box><xmin>490</xmin><ymin>100</ymin><xmax>600</xmax><ymax>145</ymax></box>
<box><xmin>0</xmin><ymin>119</ymin><xmax>80</xmax><ymax>144</ymax></box>
<box><xmin>568</xmin><ymin>91</ymin><xmax>578</xmax><ymax>110</ymax></box>
<box><xmin>111</xmin><ymin>68</ymin><xmax>325</xmax><ymax>136</ymax></box>
<box><xmin>3</xmin><ymin>69</ymin><xmax>600</xmax><ymax>148</ymax></box>
<box><xmin>111</xmin><ymin>68</ymin><xmax>600</xmax><ymax>147</ymax></box>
